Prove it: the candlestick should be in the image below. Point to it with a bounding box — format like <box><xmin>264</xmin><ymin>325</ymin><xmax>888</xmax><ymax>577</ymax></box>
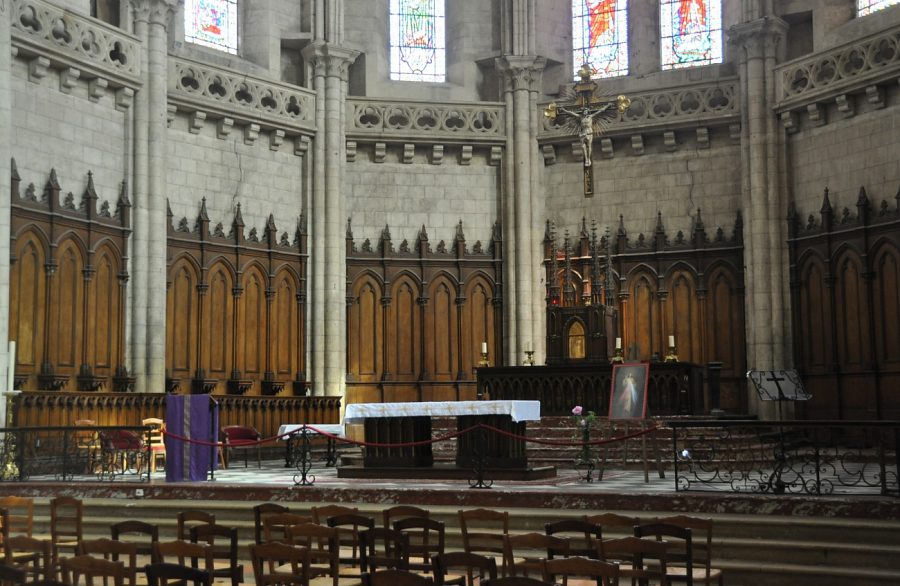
<box><xmin>665</xmin><ymin>336</ymin><xmax>679</xmax><ymax>363</ymax></box>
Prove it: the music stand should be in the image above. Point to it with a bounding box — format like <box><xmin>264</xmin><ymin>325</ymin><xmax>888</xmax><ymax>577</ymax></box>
<box><xmin>747</xmin><ymin>369</ymin><xmax>811</xmax><ymax>493</ymax></box>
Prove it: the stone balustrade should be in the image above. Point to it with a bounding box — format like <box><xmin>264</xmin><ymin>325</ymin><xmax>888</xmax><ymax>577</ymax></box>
<box><xmin>9</xmin><ymin>0</ymin><xmax>141</xmax><ymax>86</ymax></box>
<box><xmin>539</xmin><ymin>79</ymin><xmax>740</xmax><ymax>140</ymax></box>
<box><xmin>346</xmin><ymin>98</ymin><xmax>506</xmax><ymax>144</ymax></box>
<box><xmin>776</xmin><ymin>24</ymin><xmax>900</xmax><ymax>110</ymax></box>
<box><xmin>169</xmin><ymin>56</ymin><xmax>316</xmax><ymax>134</ymax></box>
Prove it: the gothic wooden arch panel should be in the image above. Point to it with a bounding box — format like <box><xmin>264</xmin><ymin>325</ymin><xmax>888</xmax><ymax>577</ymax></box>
<box><xmin>271</xmin><ymin>268</ymin><xmax>303</xmax><ymax>383</ymax></box>
<box><xmin>796</xmin><ymin>254</ymin><xmax>831</xmax><ymax>371</ymax></box>
<box><xmin>49</xmin><ymin>238</ymin><xmax>86</xmax><ymax>375</ymax></box>
<box><xmin>239</xmin><ymin>265</ymin><xmax>268</xmax><ymax>382</ymax></box>
<box><xmin>387</xmin><ymin>274</ymin><xmax>421</xmax><ymax>381</ymax></box>
<box><xmin>462</xmin><ymin>274</ymin><xmax>495</xmax><ymax>379</ymax></box>
<box><xmin>10</xmin><ymin>231</ymin><xmax>47</xmax><ymax>386</ymax></box>
<box><xmin>349</xmin><ymin>274</ymin><xmax>383</xmax><ymax>382</ymax></box>
<box><xmin>872</xmin><ymin>241</ymin><xmax>900</xmax><ymax>366</ymax></box>
<box><xmin>833</xmin><ymin>249</ymin><xmax>869</xmax><ymax>370</ymax></box>
<box><xmin>205</xmin><ymin>261</ymin><xmax>235</xmax><ymax>391</ymax></box>
<box><xmin>666</xmin><ymin>268</ymin><xmax>701</xmax><ymax>363</ymax></box>
<box><xmin>626</xmin><ymin>270</ymin><xmax>658</xmax><ymax>360</ymax></box>
<box><xmin>89</xmin><ymin>243</ymin><xmax>122</xmax><ymax>374</ymax></box>
<box><xmin>166</xmin><ymin>257</ymin><xmax>200</xmax><ymax>384</ymax></box>
<box><xmin>426</xmin><ymin>274</ymin><xmax>458</xmax><ymax>381</ymax></box>
<box><xmin>564</xmin><ymin>317</ymin><xmax>587</xmax><ymax>360</ymax></box>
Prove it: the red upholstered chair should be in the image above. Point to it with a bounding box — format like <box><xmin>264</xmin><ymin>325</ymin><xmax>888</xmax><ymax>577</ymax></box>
<box><xmin>221</xmin><ymin>426</ymin><xmax>261</xmax><ymax>469</ymax></box>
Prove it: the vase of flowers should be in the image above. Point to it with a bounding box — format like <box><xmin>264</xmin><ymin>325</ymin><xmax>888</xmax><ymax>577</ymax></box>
<box><xmin>571</xmin><ymin>405</ymin><xmax>597</xmax><ymax>468</ymax></box>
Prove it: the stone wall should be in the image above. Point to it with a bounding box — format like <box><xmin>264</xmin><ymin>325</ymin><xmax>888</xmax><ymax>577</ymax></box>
<box><xmin>542</xmin><ymin>133</ymin><xmax>742</xmax><ymax>239</ymax></box>
<box><xmin>165</xmin><ymin>113</ymin><xmax>305</xmax><ymax>233</ymax></box>
<box><xmin>789</xmin><ymin>105</ymin><xmax>900</xmax><ymax>214</ymax></box>
<box><xmin>10</xmin><ymin>59</ymin><xmax>128</xmax><ymax>203</ymax></box>
<box><xmin>345</xmin><ymin>146</ymin><xmax>500</xmax><ymax>245</ymax></box>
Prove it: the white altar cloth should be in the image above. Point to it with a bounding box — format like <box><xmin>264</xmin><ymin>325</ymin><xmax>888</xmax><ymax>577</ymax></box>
<box><xmin>277</xmin><ymin>424</ymin><xmax>344</xmax><ymax>438</ymax></box>
<box><xmin>343</xmin><ymin>400</ymin><xmax>541</xmax><ymax>424</ymax></box>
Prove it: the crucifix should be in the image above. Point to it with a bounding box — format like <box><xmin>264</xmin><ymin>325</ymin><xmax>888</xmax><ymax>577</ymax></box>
<box><xmin>543</xmin><ymin>64</ymin><xmax>630</xmax><ymax>197</ymax></box>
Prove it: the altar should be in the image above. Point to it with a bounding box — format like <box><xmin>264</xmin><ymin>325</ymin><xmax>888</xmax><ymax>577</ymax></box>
<box><xmin>338</xmin><ymin>400</ymin><xmax>553</xmax><ymax>479</ymax></box>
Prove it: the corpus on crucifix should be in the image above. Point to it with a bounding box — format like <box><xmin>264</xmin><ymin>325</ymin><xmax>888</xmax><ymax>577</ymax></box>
<box><xmin>544</xmin><ymin>63</ymin><xmax>630</xmax><ymax>197</ymax></box>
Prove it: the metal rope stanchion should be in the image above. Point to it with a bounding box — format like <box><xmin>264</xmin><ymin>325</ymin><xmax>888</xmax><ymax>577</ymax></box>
<box><xmin>293</xmin><ymin>426</ymin><xmax>315</xmax><ymax>486</ymax></box>
<box><xmin>468</xmin><ymin>425</ymin><xmax>493</xmax><ymax>489</ymax></box>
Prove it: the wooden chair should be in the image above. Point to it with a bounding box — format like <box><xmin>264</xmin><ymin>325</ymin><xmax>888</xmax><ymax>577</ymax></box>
<box><xmin>144</xmin><ymin>562</ymin><xmax>211</xmax><ymax>586</ymax></box>
<box><xmin>655</xmin><ymin>516</ymin><xmax>724</xmax><ymax>586</ymax></box>
<box><xmin>74</xmin><ymin>420</ymin><xmax>101</xmax><ymax>474</ymax></box>
<box><xmin>432</xmin><ymin>552</ymin><xmax>497</xmax><ymax>586</ymax></box>
<box><xmin>189</xmin><ymin>523</ymin><xmax>243</xmax><ymax>586</ymax></box>
<box><xmin>502</xmin><ymin>533</ymin><xmax>569</xmax><ymax>578</ymax></box>
<box><xmin>152</xmin><ymin>541</ymin><xmax>214</xmax><ymax>573</ymax></box>
<box><xmin>541</xmin><ymin>556</ymin><xmax>619</xmax><ymax>586</ymax></box>
<box><xmin>286</xmin><ymin>523</ymin><xmax>341</xmax><ymax>586</ymax></box>
<box><xmin>392</xmin><ymin>517</ymin><xmax>446</xmax><ymax>573</ymax></box>
<box><xmin>543</xmin><ymin>519</ymin><xmax>601</xmax><ymax>559</ymax></box>
<box><xmin>458</xmin><ymin>509</ymin><xmax>508</xmax><ymax>576</ymax></box>
<box><xmin>482</xmin><ymin>577</ymin><xmax>553</xmax><ymax>586</ymax></box>
<box><xmin>176</xmin><ymin>511</ymin><xmax>215</xmax><ymax>542</ymax></box>
<box><xmin>634</xmin><ymin>522</ymin><xmax>695</xmax><ymax>586</ymax></box>
<box><xmin>99</xmin><ymin>429</ymin><xmax>148</xmax><ymax>475</ymax></box>
<box><xmin>0</xmin><ymin>507</ymin><xmax>38</xmax><ymax>568</ymax></box>
<box><xmin>110</xmin><ymin>520</ymin><xmax>158</xmax><ymax>559</ymax></box>
<box><xmin>599</xmin><ymin>536</ymin><xmax>669</xmax><ymax>586</ymax></box>
<box><xmin>359</xmin><ymin>528</ymin><xmax>410</xmax><ymax>573</ymax></box>
<box><xmin>221</xmin><ymin>425</ymin><xmax>262</xmax><ymax>468</ymax></box>
<box><xmin>77</xmin><ymin>538</ymin><xmax>138</xmax><ymax>586</ymax></box>
<box><xmin>262</xmin><ymin>513</ymin><xmax>312</xmax><ymax>543</ymax></box>
<box><xmin>5</xmin><ymin>536</ymin><xmax>53</xmax><ymax>582</ymax></box>
<box><xmin>0</xmin><ymin>498</ymin><xmax>33</xmax><ymax>539</ymax></box>
<box><xmin>49</xmin><ymin>497</ymin><xmax>82</xmax><ymax>568</ymax></box>
<box><xmin>253</xmin><ymin>503</ymin><xmax>290</xmax><ymax>545</ymax></box>
<box><xmin>62</xmin><ymin>554</ymin><xmax>125</xmax><ymax>586</ymax></box>
<box><xmin>382</xmin><ymin>506</ymin><xmax>429</xmax><ymax>529</ymax></box>
<box><xmin>250</xmin><ymin>541</ymin><xmax>309</xmax><ymax>586</ymax></box>
<box><xmin>0</xmin><ymin>562</ymin><xmax>25</xmax><ymax>586</ymax></box>
<box><xmin>326</xmin><ymin>512</ymin><xmax>375</xmax><ymax>572</ymax></box>
<box><xmin>582</xmin><ymin>513</ymin><xmax>638</xmax><ymax>559</ymax></box>
<box><xmin>311</xmin><ymin>505</ymin><xmax>359</xmax><ymax>525</ymax></box>
<box><xmin>142</xmin><ymin>418</ymin><xmax>166</xmax><ymax>474</ymax></box>
<box><xmin>362</xmin><ymin>569</ymin><xmax>433</xmax><ymax>586</ymax></box>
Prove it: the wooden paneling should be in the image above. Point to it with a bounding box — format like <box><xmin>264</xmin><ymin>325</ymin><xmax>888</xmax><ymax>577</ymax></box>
<box><xmin>543</xmin><ymin>212</ymin><xmax>747</xmax><ymax>413</ymax></box>
<box><xmin>166</xmin><ymin>202</ymin><xmax>307</xmax><ymax>396</ymax></box>
<box><xmin>9</xmin><ymin>165</ymin><xmax>131</xmax><ymax>391</ymax></box>
<box><xmin>345</xmin><ymin>222</ymin><xmax>502</xmax><ymax>404</ymax></box>
<box><xmin>788</xmin><ymin>187</ymin><xmax>900</xmax><ymax>420</ymax></box>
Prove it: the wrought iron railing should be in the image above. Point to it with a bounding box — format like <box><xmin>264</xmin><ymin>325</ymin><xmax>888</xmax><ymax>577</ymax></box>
<box><xmin>0</xmin><ymin>425</ymin><xmax>153</xmax><ymax>483</ymax></box>
<box><xmin>668</xmin><ymin>420</ymin><xmax>899</xmax><ymax>497</ymax></box>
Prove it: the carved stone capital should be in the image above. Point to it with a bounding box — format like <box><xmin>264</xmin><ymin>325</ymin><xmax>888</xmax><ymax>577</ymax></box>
<box><xmin>302</xmin><ymin>42</ymin><xmax>360</xmax><ymax>81</ymax></box>
<box><xmin>495</xmin><ymin>55</ymin><xmax>547</xmax><ymax>93</ymax></box>
<box><xmin>130</xmin><ymin>0</ymin><xmax>179</xmax><ymax>27</ymax></box>
<box><xmin>727</xmin><ymin>16</ymin><xmax>789</xmax><ymax>58</ymax></box>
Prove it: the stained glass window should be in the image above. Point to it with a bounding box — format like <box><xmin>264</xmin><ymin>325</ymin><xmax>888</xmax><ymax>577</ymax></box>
<box><xmin>572</xmin><ymin>0</ymin><xmax>629</xmax><ymax>79</ymax></box>
<box><xmin>660</xmin><ymin>0</ymin><xmax>723</xmax><ymax>70</ymax></box>
<box><xmin>858</xmin><ymin>0</ymin><xmax>900</xmax><ymax>16</ymax></box>
<box><xmin>184</xmin><ymin>0</ymin><xmax>238</xmax><ymax>55</ymax></box>
<box><xmin>390</xmin><ymin>0</ymin><xmax>446</xmax><ymax>82</ymax></box>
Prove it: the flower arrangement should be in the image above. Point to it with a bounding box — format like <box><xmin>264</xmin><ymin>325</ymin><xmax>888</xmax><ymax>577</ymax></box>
<box><xmin>571</xmin><ymin>405</ymin><xmax>597</xmax><ymax>465</ymax></box>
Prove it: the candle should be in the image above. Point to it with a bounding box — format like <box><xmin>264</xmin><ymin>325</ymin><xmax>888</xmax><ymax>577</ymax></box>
<box><xmin>6</xmin><ymin>341</ymin><xmax>15</xmax><ymax>392</ymax></box>
<box><xmin>668</xmin><ymin>335</ymin><xmax>675</xmax><ymax>347</ymax></box>
<box><xmin>481</xmin><ymin>342</ymin><xmax>488</xmax><ymax>354</ymax></box>
<box><xmin>525</xmin><ymin>341</ymin><xmax>532</xmax><ymax>352</ymax></box>
<box><xmin>615</xmin><ymin>337</ymin><xmax>622</xmax><ymax>350</ymax></box>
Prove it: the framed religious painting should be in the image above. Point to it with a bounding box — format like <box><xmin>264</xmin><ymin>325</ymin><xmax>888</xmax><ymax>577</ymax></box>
<box><xmin>609</xmin><ymin>363</ymin><xmax>649</xmax><ymax>420</ymax></box>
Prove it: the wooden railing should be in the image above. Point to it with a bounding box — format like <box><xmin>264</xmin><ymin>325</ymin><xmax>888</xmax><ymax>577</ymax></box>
<box><xmin>12</xmin><ymin>393</ymin><xmax>341</xmax><ymax>440</ymax></box>
<box><xmin>476</xmin><ymin>362</ymin><xmax>705</xmax><ymax>417</ymax></box>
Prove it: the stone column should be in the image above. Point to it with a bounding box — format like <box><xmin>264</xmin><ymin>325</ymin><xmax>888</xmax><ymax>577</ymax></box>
<box><xmin>0</xmin><ymin>0</ymin><xmax>12</xmax><ymax>393</ymax></box>
<box><xmin>496</xmin><ymin>56</ymin><xmax>545</xmax><ymax>365</ymax></box>
<box><xmin>130</xmin><ymin>0</ymin><xmax>177</xmax><ymax>392</ymax></box>
<box><xmin>729</xmin><ymin>17</ymin><xmax>788</xmax><ymax>418</ymax></box>
<box><xmin>303</xmin><ymin>42</ymin><xmax>358</xmax><ymax>396</ymax></box>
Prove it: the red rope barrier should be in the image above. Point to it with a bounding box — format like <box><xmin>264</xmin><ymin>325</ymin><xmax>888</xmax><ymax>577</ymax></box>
<box><xmin>163</xmin><ymin>422</ymin><xmax>660</xmax><ymax>451</ymax></box>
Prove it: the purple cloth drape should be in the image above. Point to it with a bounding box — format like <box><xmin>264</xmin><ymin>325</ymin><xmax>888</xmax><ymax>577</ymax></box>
<box><xmin>165</xmin><ymin>395</ymin><xmax>219</xmax><ymax>482</ymax></box>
